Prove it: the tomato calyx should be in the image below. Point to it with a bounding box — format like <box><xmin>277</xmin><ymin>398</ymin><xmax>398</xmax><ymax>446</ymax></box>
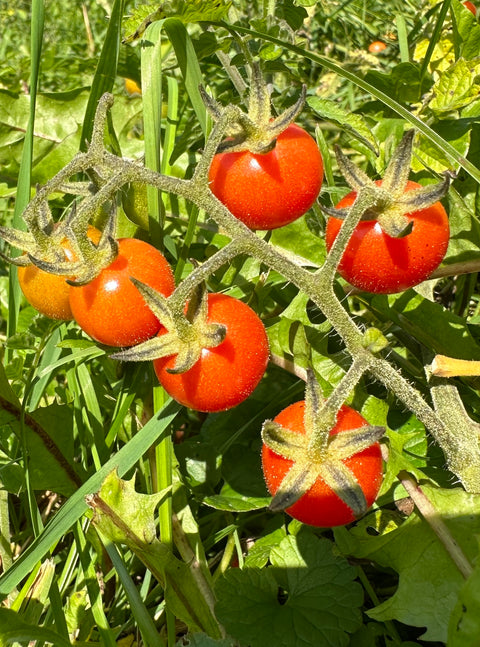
<box><xmin>0</xmin><ymin>201</ymin><xmax>119</xmax><ymax>286</ymax></box>
<box><xmin>201</xmin><ymin>61</ymin><xmax>307</xmax><ymax>155</ymax></box>
<box><xmin>262</xmin><ymin>370</ymin><xmax>384</xmax><ymax>517</ymax></box>
<box><xmin>322</xmin><ymin>130</ymin><xmax>452</xmax><ymax>238</ymax></box>
<box><xmin>110</xmin><ymin>282</ymin><xmax>227</xmax><ymax>374</ymax></box>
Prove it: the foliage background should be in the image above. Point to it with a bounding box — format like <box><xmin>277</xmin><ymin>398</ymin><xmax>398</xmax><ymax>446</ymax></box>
<box><xmin>1</xmin><ymin>0</ymin><xmax>480</xmax><ymax>646</ymax></box>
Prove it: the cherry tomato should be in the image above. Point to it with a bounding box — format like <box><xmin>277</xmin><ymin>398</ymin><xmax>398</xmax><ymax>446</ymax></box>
<box><xmin>262</xmin><ymin>401</ymin><xmax>383</xmax><ymax>527</ymax></box>
<box><xmin>208</xmin><ymin>123</ymin><xmax>323</xmax><ymax>230</ymax></box>
<box><xmin>124</xmin><ymin>78</ymin><xmax>142</xmax><ymax>95</ymax></box>
<box><xmin>463</xmin><ymin>1</ymin><xmax>476</xmax><ymax>15</ymax></box>
<box><xmin>17</xmin><ymin>226</ymin><xmax>102</xmax><ymax>321</ymax></box>
<box><xmin>325</xmin><ymin>180</ymin><xmax>450</xmax><ymax>294</ymax></box>
<box><xmin>368</xmin><ymin>40</ymin><xmax>387</xmax><ymax>54</ymax></box>
<box><xmin>69</xmin><ymin>238</ymin><xmax>175</xmax><ymax>347</ymax></box>
<box><xmin>154</xmin><ymin>293</ymin><xmax>269</xmax><ymax>412</ymax></box>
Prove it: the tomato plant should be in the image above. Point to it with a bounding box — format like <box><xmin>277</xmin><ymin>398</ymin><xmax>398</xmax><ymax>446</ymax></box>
<box><xmin>153</xmin><ymin>293</ymin><xmax>269</xmax><ymax>412</ymax></box>
<box><xmin>208</xmin><ymin>123</ymin><xmax>323</xmax><ymax>230</ymax></box>
<box><xmin>325</xmin><ymin>180</ymin><xmax>450</xmax><ymax>294</ymax></box>
<box><xmin>69</xmin><ymin>238</ymin><xmax>175</xmax><ymax>347</ymax></box>
<box><xmin>262</xmin><ymin>400</ymin><xmax>383</xmax><ymax>527</ymax></box>
<box><xmin>17</xmin><ymin>226</ymin><xmax>102</xmax><ymax>321</ymax></box>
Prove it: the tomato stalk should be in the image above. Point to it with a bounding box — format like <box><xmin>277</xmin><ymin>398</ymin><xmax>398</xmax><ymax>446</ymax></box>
<box><xmin>4</xmin><ymin>91</ymin><xmax>480</xmax><ymax>493</ymax></box>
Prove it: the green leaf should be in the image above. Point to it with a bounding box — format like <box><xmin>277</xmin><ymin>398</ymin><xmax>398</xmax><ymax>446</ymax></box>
<box><xmin>367</xmin><ymin>291</ymin><xmax>480</xmax><ymax>361</ymax></box>
<box><xmin>411</xmin><ymin>121</ymin><xmax>470</xmax><ymax>173</ymax></box>
<box><xmin>451</xmin><ymin>0</ymin><xmax>480</xmax><ymax>60</ymax></box>
<box><xmin>307</xmin><ymin>97</ymin><xmax>378</xmax><ymax>154</ymax></box>
<box><xmin>123</xmin><ymin>0</ymin><xmax>231</xmax><ymax>43</ymax></box>
<box><xmin>335</xmin><ymin>485</ymin><xmax>480</xmax><ymax>642</ymax></box>
<box><xmin>244</xmin><ymin>528</ymin><xmax>288</xmax><ymax>569</ymax></box>
<box><xmin>215</xmin><ymin>532</ymin><xmax>363</xmax><ymax>647</ymax></box>
<box><xmin>448</xmin><ymin>546</ymin><xmax>480</xmax><ymax>646</ymax></box>
<box><xmin>89</xmin><ymin>470</ymin><xmax>222</xmax><ymax>639</ymax></box>
<box><xmin>0</xmin><ymin>607</ymin><xmax>73</xmax><ymax>647</ymax></box>
<box><xmin>89</xmin><ymin>469</ymin><xmax>170</xmax><ymax>544</ymax></box>
<box><xmin>430</xmin><ymin>58</ymin><xmax>480</xmax><ymax>114</ymax></box>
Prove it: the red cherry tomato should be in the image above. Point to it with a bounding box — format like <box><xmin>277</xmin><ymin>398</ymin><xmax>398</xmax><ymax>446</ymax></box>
<box><xmin>69</xmin><ymin>238</ymin><xmax>175</xmax><ymax>347</ymax></box>
<box><xmin>208</xmin><ymin>123</ymin><xmax>323</xmax><ymax>230</ymax></box>
<box><xmin>463</xmin><ymin>1</ymin><xmax>476</xmax><ymax>15</ymax></box>
<box><xmin>17</xmin><ymin>226</ymin><xmax>102</xmax><ymax>321</ymax></box>
<box><xmin>325</xmin><ymin>180</ymin><xmax>450</xmax><ymax>294</ymax></box>
<box><xmin>368</xmin><ymin>40</ymin><xmax>387</xmax><ymax>54</ymax></box>
<box><xmin>154</xmin><ymin>293</ymin><xmax>269</xmax><ymax>412</ymax></box>
<box><xmin>262</xmin><ymin>401</ymin><xmax>383</xmax><ymax>527</ymax></box>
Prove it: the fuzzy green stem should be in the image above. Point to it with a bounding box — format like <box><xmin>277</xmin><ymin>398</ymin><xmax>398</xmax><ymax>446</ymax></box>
<box><xmin>307</xmin><ymin>356</ymin><xmax>372</xmax><ymax>455</ymax></box>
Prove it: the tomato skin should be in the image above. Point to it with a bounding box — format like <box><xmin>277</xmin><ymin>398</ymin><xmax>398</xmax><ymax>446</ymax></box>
<box><xmin>368</xmin><ymin>40</ymin><xmax>387</xmax><ymax>53</ymax></box>
<box><xmin>17</xmin><ymin>226</ymin><xmax>102</xmax><ymax>321</ymax></box>
<box><xmin>262</xmin><ymin>401</ymin><xmax>383</xmax><ymax>527</ymax></box>
<box><xmin>325</xmin><ymin>180</ymin><xmax>450</xmax><ymax>294</ymax></box>
<box><xmin>69</xmin><ymin>238</ymin><xmax>175</xmax><ymax>347</ymax></box>
<box><xmin>463</xmin><ymin>1</ymin><xmax>476</xmax><ymax>14</ymax></box>
<box><xmin>208</xmin><ymin>123</ymin><xmax>323</xmax><ymax>230</ymax></box>
<box><xmin>154</xmin><ymin>293</ymin><xmax>269</xmax><ymax>412</ymax></box>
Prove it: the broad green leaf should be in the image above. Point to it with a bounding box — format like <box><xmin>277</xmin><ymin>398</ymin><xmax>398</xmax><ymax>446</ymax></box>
<box><xmin>411</xmin><ymin>122</ymin><xmax>470</xmax><ymax>173</ymax></box>
<box><xmin>429</xmin><ymin>58</ymin><xmax>480</xmax><ymax>114</ymax></box>
<box><xmin>215</xmin><ymin>532</ymin><xmax>363</xmax><ymax>647</ymax></box>
<box><xmin>307</xmin><ymin>97</ymin><xmax>378</xmax><ymax>154</ymax></box>
<box><xmin>335</xmin><ymin>485</ymin><xmax>480</xmax><ymax>642</ymax></box>
<box><xmin>443</xmin><ymin>187</ymin><xmax>480</xmax><ymax>264</ymax></box>
<box><xmin>413</xmin><ymin>36</ymin><xmax>455</xmax><ymax>74</ymax></box>
<box><xmin>123</xmin><ymin>0</ymin><xmax>231</xmax><ymax>43</ymax></box>
<box><xmin>89</xmin><ymin>469</ymin><xmax>169</xmax><ymax>544</ymax></box>
<box><xmin>367</xmin><ymin>291</ymin><xmax>480</xmax><ymax>361</ymax></box>
<box><xmin>244</xmin><ymin>528</ymin><xmax>287</xmax><ymax>569</ymax></box>
<box><xmin>451</xmin><ymin>0</ymin><xmax>480</xmax><ymax>60</ymax></box>
<box><xmin>270</xmin><ymin>215</ymin><xmax>325</xmax><ymax>268</ymax></box>
<box><xmin>448</xmin><ymin>547</ymin><xmax>480</xmax><ymax>647</ymax></box>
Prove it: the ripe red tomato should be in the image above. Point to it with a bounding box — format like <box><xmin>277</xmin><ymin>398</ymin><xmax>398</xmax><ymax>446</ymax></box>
<box><xmin>463</xmin><ymin>1</ymin><xmax>476</xmax><ymax>15</ymax></box>
<box><xmin>153</xmin><ymin>293</ymin><xmax>269</xmax><ymax>412</ymax></box>
<box><xmin>208</xmin><ymin>123</ymin><xmax>323</xmax><ymax>230</ymax></box>
<box><xmin>262</xmin><ymin>401</ymin><xmax>383</xmax><ymax>527</ymax></box>
<box><xmin>17</xmin><ymin>226</ymin><xmax>102</xmax><ymax>321</ymax></box>
<box><xmin>69</xmin><ymin>238</ymin><xmax>175</xmax><ymax>347</ymax></box>
<box><xmin>368</xmin><ymin>40</ymin><xmax>387</xmax><ymax>54</ymax></box>
<box><xmin>325</xmin><ymin>180</ymin><xmax>450</xmax><ymax>294</ymax></box>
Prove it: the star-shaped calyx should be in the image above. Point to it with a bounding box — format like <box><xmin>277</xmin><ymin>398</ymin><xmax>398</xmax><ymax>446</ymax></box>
<box><xmin>110</xmin><ymin>282</ymin><xmax>226</xmax><ymax>374</ymax></box>
<box><xmin>262</xmin><ymin>370</ymin><xmax>384</xmax><ymax>518</ymax></box>
<box><xmin>322</xmin><ymin>130</ymin><xmax>452</xmax><ymax>238</ymax></box>
<box><xmin>200</xmin><ymin>61</ymin><xmax>307</xmax><ymax>155</ymax></box>
<box><xmin>0</xmin><ymin>200</ymin><xmax>118</xmax><ymax>286</ymax></box>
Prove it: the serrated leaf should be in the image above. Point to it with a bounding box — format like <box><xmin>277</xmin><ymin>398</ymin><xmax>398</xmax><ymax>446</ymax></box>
<box><xmin>335</xmin><ymin>485</ymin><xmax>480</xmax><ymax>642</ymax></box>
<box><xmin>244</xmin><ymin>528</ymin><xmax>288</xmax><ymax>569</ymax></box>
<box><xmin>215</xmin><ymin>532</ymin><xmax>363</xmax><ymax>647</ymax></box>
<box><xmin>123</xmin><ymin>0</ymin><xmax>231</xmax><ymax>43</ymax></box>
<box><xmin>307</xmin><ymin>97</ymin><xmax>378</xmax><ymax>154</ymax></box>
<box><xmin>90</xmin><ymin>469</ymin><xmax>169</xmax><ymax>544</ymax></box>
<box><xmin>89</xmin><ymin>470</ymin><xmax>222</xmax><ymax>639</ymax></box>
<box><xmin>430</xmin><ymin>59</ymin><xmax>480</xmax><ymax>113</ymax></box>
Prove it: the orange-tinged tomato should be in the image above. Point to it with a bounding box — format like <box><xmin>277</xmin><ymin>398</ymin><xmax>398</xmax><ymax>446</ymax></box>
<box><xmin>154</xmin><ymin>293</ymin><xmax>269</xmax><ymax>412</ymax></box>
<box><xmin>262</xmin><ymin>401</ymin><xmax>383</xmax><ymax>527</ymax></box>
<box><xmin>208</xmin><ymin>123</ymin><xmax>323</xmax><ymax>230</ymax></box>
<box><xmin>463</xmin><ymin>1</ymin><xmax>476</xmax><ymax>15</ymax></box>
<box><xmin>124</xmin><ymin>78</ymin><xmax>142</xmax><ymax>95</ymax></box>
<box><xmin>69</xmin><ymin>238</ymin><xmax>175</xmax><ymax>347</ymax></box>
<box><xmin>17</xmin><ymin>226</ymin><xmax>102</xmax><ymax>321</ymax></box>
<box><xmin>325</xmin><ymin>180</ymin><xmax>450</xmax><ymax>294</ymax></box>
<box><xmin>368</xmin><ymin>40</ymin><xmax>387</xmax><ymax>54</ymax></box>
